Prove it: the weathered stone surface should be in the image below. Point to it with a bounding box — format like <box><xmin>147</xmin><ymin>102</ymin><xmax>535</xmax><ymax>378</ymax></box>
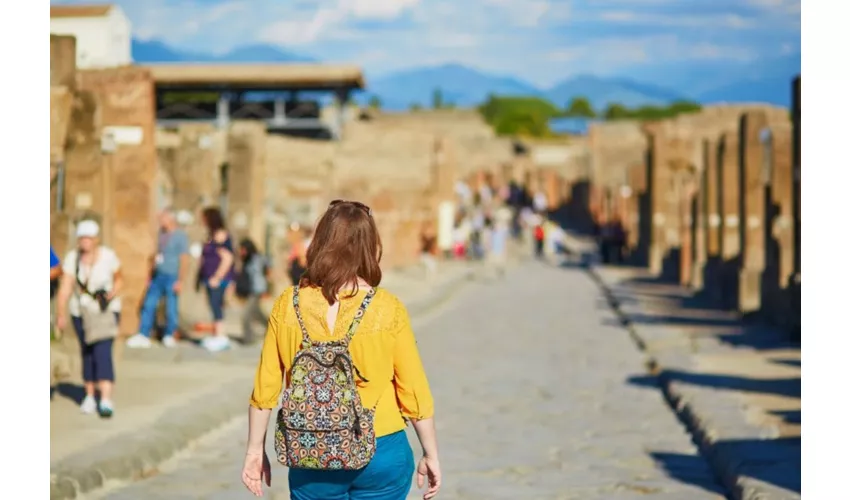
<box><xmin>717</xmin><ymin>131</ymin><xmax>741</xmax><ymax>308</ymax></box>
<box><xmin>76</xmin><ymin>66</ymin><xmax>160</xmax><ymax>336</ymax></box>
<box><xmin>227</xmin><ymin>121</ymin><xmax>268</xmax><ymax>247</ymax></box>
<box><xmin>737</xmin><ymin>111</ymin><xmax>771</xmax><ymax>313</ymax></box>
<box><xmin>51</xmin><ymin>86</ymin><xmax>74</xmax><ymax>165</ymax></box>
<box><xmin>50</xmin><ymin>35</ymin><xmax>77</xmax><ymax>90</ymax></box>
<box><xmin>592</xmin><ymin>264</ymin><xmax>800</xmax><ymax>500</ymax></box>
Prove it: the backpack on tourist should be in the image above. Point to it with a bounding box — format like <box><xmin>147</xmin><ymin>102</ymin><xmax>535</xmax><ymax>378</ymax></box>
<box><xmin>274</xmin><ymin>286</ymin><xmax>378</xmax><ymax>470</ymax></box>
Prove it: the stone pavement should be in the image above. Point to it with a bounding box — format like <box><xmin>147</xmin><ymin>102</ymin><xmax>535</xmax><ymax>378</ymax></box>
<box><xmin>84</xmin><ymin>259</ymin><xmax>727</xmax><ymax>500</ymax></box>
<box><xmin>50</xmin><ymin>260</ymin><xmax>477</xmax><ymax>500</ymax></box>
<box><xmin>589</xmin><ymin>265</ymin><xmax>801</xmax><ymax>500</ymax></box>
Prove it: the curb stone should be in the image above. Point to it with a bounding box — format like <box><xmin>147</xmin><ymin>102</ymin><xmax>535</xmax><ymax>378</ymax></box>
<box><xmin>50</xmin><ymin>266</ymin><xmax>477</xmax><ymax>500</ymax></box>
<box><xmin>583</xmin><ymin>263</ymin><xmax>801</xmax><ymax>500</ymax></box>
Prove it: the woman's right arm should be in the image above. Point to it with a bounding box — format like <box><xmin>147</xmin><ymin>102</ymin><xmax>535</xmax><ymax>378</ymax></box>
<box><xmin>246</xmin><ymin>296</ymin><xmax>287</xmax><ymax>454</ymax></box>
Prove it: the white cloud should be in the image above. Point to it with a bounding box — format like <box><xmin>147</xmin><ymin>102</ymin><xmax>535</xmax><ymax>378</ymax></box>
<box><xmin>342</xmin><ymin>0</ymin><xmax>420</xmax><ymax>20</ymax></box>
<box><xmin>259</xmin><ymin>0</ymin><xmax>421</xmax><ymax>45</ymax></box>
<box><xmin>598</xmin><ymin>10</ymin><xmax>755</xmax><ymax>29</ymax></box>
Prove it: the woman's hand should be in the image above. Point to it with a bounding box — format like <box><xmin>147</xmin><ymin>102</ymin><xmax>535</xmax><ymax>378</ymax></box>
<box><xmin>416</xmin><ymin>455</ymin><xmax>442</xmax><ymax>499</ymax></box>
<box><xmin>56</xmin><ymin>314</ymin><xmax>67</xmax><ymax>331</ymax></box>
<box><xmin>208</xmin><ymin>276</ymin><xmax>222</xmax><ymax>289</ymax></box>
<box><xmin>241</xmin><ymin>451</ymin><xmax>271</xmax><ymax>497</ymax></box>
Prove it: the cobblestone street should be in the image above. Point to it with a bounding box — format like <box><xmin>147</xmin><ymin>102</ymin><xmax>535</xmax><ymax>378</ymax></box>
<box><xmin>87</xmin><ymin>260</ymin><xmax>727</xmax><ymax>500</ymax></box>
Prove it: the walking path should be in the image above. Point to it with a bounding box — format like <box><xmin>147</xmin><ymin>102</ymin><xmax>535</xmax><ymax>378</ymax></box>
<box><xmin>591</xmin><ymin>264</ymin><xmax>801</xmax><ymax>500</ymax></box>
<box><xmin>50</xmin><ymin>261</ymin><xmax>477</xmax><ymax>500</ymax></box>
<box><xmin>84</xmin><ymin>260</ymin><xmax>726</xmax><ymax>500</ymax></box>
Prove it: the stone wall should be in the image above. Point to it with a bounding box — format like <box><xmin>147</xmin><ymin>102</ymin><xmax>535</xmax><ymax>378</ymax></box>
<box><xmin>584</xmin><ymin>97</ymin><xmax>800</xmax><ymax>340</ymax></box>
<box><xmin>50</xmin><ymin>36</ymin><xmax>162</xmax><ymax>336</ymax></box>
<box><xmin>75</xmin><ymin>66</ymin><xmax>160</xmax><ymax>334</ymax></box>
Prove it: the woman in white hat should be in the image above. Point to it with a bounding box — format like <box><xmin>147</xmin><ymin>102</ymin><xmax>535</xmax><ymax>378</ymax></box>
<box><xmin>55</xmin><ymin>219</ymin><xmax>123</xmax><ymax>418</ymax></box>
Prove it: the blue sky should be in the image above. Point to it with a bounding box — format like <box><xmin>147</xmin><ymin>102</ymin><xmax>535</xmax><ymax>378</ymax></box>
<box><xmin>55</xmin><ymin>0</ymin><xmax>800</xmax><ymax>87</ymax></box>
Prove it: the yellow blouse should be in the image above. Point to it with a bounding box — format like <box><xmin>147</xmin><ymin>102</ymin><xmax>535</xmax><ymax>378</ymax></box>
<box><xmin>250</xmin><ymin>285</ymin><xmax>435</xmax><ymax>437</ymax></box>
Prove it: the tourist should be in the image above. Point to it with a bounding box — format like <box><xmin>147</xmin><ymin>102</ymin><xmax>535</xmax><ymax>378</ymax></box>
<box><xmin>420</xmin><ymin>220</ymin><xmax>438</xmax><ymax>280</ymax></box>
<box><xmin>242</xmin><ymin>199</ymin><xmax>441</xmax><ymax>500</ymax></box>
<box><xmin>198</xmin><ymin>207</ymin><xmax>235</xmax><ymax>352</ymax></box>
<box><xmin>127</xmin><ymin>208</ymin><xmax>189</xmax><ymax>349</ymax></box>
<box><xmin>55</xmin><ymin>220</ymin><xmax>122</xmax><ymax>417</ymax></box>
<box><xmin>234</xmin><ymin>238</ymin><xmax>270</xmax><ymax>345</ymax></box>
<box><xmin>287</xmin><ymin>222</ymin><xmax>308</xmax><ymax>286</ymax></box>
<box><xmin>533</xmin><ymin>214</ymin><xmax>546</xmax><ymax>259</ymax></box>
<box><xmin>50</xmin><ymin>246</ymin><xmax>62</xmax><ymax>280</ymax></box>
<box><xmin>50</xmin><ymin>246</ymin><xmax>62</xmax><ymax>298</ymax></box>
<box><xmin>489</xmin><ymin>213</ymin><xmax>510</xmax><ymax>278</ymax></box>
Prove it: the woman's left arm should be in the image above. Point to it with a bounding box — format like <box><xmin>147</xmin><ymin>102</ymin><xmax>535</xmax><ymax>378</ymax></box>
<box><xmin>213</xmin><ymin>230</ymin><xmax>234</xmax><ymax>282</ymax></box>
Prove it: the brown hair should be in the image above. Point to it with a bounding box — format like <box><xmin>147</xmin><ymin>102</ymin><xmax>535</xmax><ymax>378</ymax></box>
<box><xmin>301</xmin><ymin>201</ymin><xmax>382</xmax><ymax>304</ymax></box>
<box><xmin>201</xmin><ymin>207</ymin><xmax>226</xmax><ymax>236</ymax></box>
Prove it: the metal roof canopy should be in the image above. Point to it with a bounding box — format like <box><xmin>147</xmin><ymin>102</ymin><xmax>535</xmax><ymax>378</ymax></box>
<box><xmin>145</xmin><ymin>63</ymin><xmax>366</xmax><ymax>91</ymax></box>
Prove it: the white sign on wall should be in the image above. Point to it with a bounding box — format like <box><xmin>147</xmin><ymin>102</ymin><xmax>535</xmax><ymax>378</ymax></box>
<box><xmin>102</xmin><ymin>126</ymin><xmax>144</xmax><ymax>146</ymax></box>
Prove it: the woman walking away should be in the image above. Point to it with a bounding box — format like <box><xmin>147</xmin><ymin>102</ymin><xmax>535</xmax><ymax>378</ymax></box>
<box><xmin>242</xmin><ymin>199</ymin><xmax>442</xmax><ymax>500</ymax></box>
<box><xmin>55</xmin><ymin>220</ymin><xmax>122</xmax><ymax>418</ymax></box>
<box><xmin>234</xmin><ymin>238</ymin><xmax>269</xmax><ymax>345</ymax></box>
<box><xmin>198</xmin><ymin>207</ymin><xmax>235</xmax><ymax>352</ymax></box>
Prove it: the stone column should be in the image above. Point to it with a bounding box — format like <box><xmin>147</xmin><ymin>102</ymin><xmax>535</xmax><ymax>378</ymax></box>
<box><xmin>168</xmin><ymin>124</ymin><xmax>220</xmax><ymax>212</ymax></box>
<box><xmin>680</xmin><ymin>173</ymin><xmax>698</xmax><ymax>288</ymax></box>
<box><xmin>792</xmin><ymin>76</ymin><xmax>801</xmax><ymax>276</ymax></box>
<box><xmin>216</xmin><ymin>94</ymin><xmax>231</xmax><ymax>130</ymax></box>
<box><xmin>769</xmin><ymin>124</ymin><xmax>794</xmax><ymax>284</ymax></box>
<box><xmin>759</xmin><ymin>122</ymin><xmax>794</xmax><ymax>327</ymax></box>
<box><xmin>790</xmin><ymin>76</ymin><xmax>801</xmax><ymax>341</ymax></box>
<box><xmin>702</xmin><ymin>138</ymin><xmax>722</xmax><ymax>298</ymax></box>
<box><xmin>646</xmin><ymin>129</ymin><xmax>671</xmax><ymax>276</ymax></box>
<box><xmin>738</xmin><ymin>111</ymin><xmax>769</xmax><ymax>314</ymax></box>
<box><xmin>625</xmin><ymin>162</ymin><xmax>645</xmax><ymax>255</ymax></box>
<box><xmin>544</xmin><ymin>169</ymin><xmax>560</xmax><ymax>211</ymax></box>
<box><xmin>226</xmin><ymin>121</ymin><xmax>268</xmax><ymax>247</ymax></box>
<box><xmin>718</xmin><ymin>131</ymin><xmax>741</xmax><ymax>308</ymax></box>
<box><xmin>691</xmin><ymin>141</ymin><xmax>710</xmax><ymax>290</ymax></box>
<box><xmin>76</xmin><ymin>67</ymin><xmax>159</xmax><ymax>336</ymax></box>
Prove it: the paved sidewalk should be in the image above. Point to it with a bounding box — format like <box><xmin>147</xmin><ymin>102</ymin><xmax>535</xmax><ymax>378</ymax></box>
<box><xmin>87</xmin><ymin>260</ymin><xmax>725</xmax><ymax>500</ymax></box>
<box><xmin>50</xmin><ymin>261</ymin><xmax>476</xmax><ymax>500</ymax></box>
<box><xmin>589</xmin><ymin>265</ymin><xmax>801</xmax><ymax>500</ymax></box>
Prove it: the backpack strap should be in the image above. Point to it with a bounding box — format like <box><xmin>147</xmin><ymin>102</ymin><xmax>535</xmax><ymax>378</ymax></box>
<box><xmin>291</xmin><ymin>285</ymin><xmax>314</xmax><ymax>348</ymax></box>
<box><xmin>292</xmin><ymin>285</ymin><xmax>377</xmax><ymax>348</ymax></box>
<box><xmin>344</xmin><ymin>287</ymin><xmax>377</xmax><ymax>345</ymax></box>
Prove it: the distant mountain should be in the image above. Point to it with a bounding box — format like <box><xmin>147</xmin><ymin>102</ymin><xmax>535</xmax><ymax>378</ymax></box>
<box><xmin>131</xmin><ymin>38</ymin><xmax>315</xmax><ymax>63</ymax></box>
<box><xmin>624</xmin><ymin>53</ymin><xmax>800</xmax><ymax>107</ymax></box>
<box><xmin>693</xmin><ymin>53</ymin><xmax>800</xmax><ymax>107</ymax></box>
<box><xmin>362</xmin><ymin>63</ymin><xmax>541</xmax><ymax>110</ymax></box>
<box><xmin>543</xmin><ymin>75</ymin><xmax>688</xmax><ymax>111</ymax></box>
<box><xmin>131</xmin><ymin>38</ymin><xmax>799</xmax><ymax>109</ymax></box>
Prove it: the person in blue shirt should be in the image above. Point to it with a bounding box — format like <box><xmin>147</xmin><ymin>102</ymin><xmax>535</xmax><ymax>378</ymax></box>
<box><xmin>50</xmin><ymin>246</ymin><xmax>61</xmax><ymax>280</ymax></box>
<box><xmin>126</xmin><ymin>208</ymin><xmax>190</xmax><ymax>349</ymax></box>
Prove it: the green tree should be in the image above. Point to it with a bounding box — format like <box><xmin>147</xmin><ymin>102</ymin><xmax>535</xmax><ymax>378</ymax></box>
<box><xmin>564</xmin><ymin>96</ymin><xmax>596</xmax><ymax>118</ymax></box>
<box><xmin>604</xmin><ymin>103</ymin><xmax>630</xmax><ymax>120</ymax></box>
<box><xmin>367</xmin><ymin>95</ymin><xmax>382</xmax><ymax>109</ymax></box>
<box><xmin>478</xmin><ymin>95</ymin><xmax>561</xmax><ymax>138</ymax></box>
<box><xmin>666</xmin><ymin>100</ymin><xmax>702</xmax><ymax>115</ymax></box>
<box><xmin>432</xmin><ymin>88</ymin><xmax>444</xmax><ymax>109</ymax></box>
<box><xmin>410</xmin><ymin>102</ymin><xmax>422</xmax><ymax>111</ymax></box>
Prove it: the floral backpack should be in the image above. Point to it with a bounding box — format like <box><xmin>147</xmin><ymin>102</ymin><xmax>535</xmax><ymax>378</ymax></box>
<box><xmin>274</xmin><ymin>285</ymin><xmax>378</xmax><ymax>470</ymax></box>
